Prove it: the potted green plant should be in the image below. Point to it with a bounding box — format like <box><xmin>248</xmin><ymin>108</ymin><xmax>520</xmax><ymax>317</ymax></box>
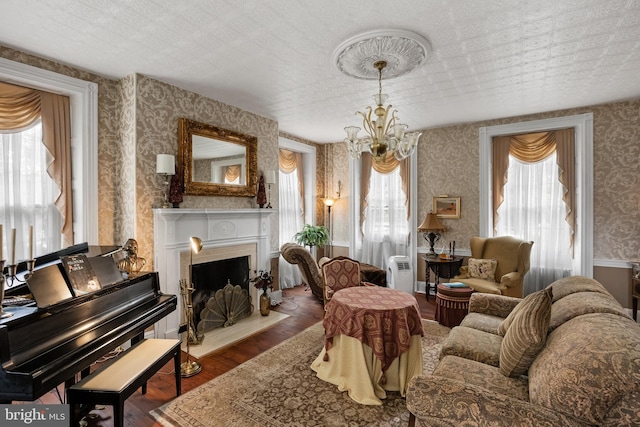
<box><xmin>294</xmin><ymin>224</ymin><xmax>329</xmax><ymax>248</ymax></box>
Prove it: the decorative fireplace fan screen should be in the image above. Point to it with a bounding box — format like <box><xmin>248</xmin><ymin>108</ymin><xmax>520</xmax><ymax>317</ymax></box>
<box><xmin>197</xmin><ymin>282</ymin><xmax>253</xmax><ymax>333</ymax></box>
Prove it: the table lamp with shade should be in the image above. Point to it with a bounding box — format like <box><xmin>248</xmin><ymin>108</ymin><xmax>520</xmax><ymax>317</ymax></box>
<box><xmin>418</xmin><ymin>212</ymin><xmax>447</xmax><ymax>258</ymax></box>
<box><xmin>156</xmin><ymin>154</ymin><xmax>175</xmax><ymax>209</ymax></box>
<box><xmin>265</xmin><ymin>170</ymin><xmax>276</xmax><ymax>208</ymax></box>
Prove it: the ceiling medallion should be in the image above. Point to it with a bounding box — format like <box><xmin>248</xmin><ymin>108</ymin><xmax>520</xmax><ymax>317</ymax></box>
<box><xmin>336</xmin><ymin>30</ymin><xmax>430</xmax><ymax>162</ymax></box>
<box><xmin>333</xmin><ymin>29</ymin><xmax>431</xmax><ymax>80</ymax></box>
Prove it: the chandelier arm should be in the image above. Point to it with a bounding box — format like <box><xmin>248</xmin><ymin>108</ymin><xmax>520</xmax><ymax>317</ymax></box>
<box><xmin>384</xmin><ymin>109</ymin><xmax>398</xmax><ymax>137</ymax></box>
<box><xmin>359</xmin><ymin>108</ymin><xmax>376</xmax><ymax>138</ymax></box>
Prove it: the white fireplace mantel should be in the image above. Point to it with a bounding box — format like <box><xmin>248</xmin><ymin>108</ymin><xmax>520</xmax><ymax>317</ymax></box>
<box><xmin>153</xmin><ymin>208</ymin><xmax>276</xmax><ymax>339</ymax></box>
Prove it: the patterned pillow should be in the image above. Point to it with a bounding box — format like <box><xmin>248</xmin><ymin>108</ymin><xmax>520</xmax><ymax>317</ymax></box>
<box><xmin>499</xmin><ymin>287</ymin><xmax>552</xmax><ymax>377</ymax></box>
<box><xmin>467</xmin><ymin>258</ymin><xmax>498</xmax><ymax>281</ymax></box>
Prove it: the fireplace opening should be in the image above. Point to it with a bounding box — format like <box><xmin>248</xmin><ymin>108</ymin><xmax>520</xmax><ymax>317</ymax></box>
<box><xmin>191</xmin><ymin>256</ymin><xmax>250</xmax><ymax>324</ymax></box>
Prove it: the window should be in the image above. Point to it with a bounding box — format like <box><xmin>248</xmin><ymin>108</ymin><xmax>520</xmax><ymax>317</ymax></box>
<box><xmin>496</xmin><ymin>153</ymin><xmax>573</xmax><ymax>289</ymax></box>
<box><xmin>360</xmin><ymin>157</ymin><xmax>410</xmax><ymax>269</ymax></box>
<box><xmin>362</xmin><ymin>168</ymin><xmax>408</xmax><ymax>242</ymax></box>
<box><xmin>277</xmin><ymin>138</ymin><xmax>316</xmax><ymax>288</ymax></box>
<box><xmin>479</xmin><ymin>113</ymin><xmax>594</xmax><ymax>290</ymax></box>
<box><xmin>348</xmin><ymin>149</ymin><xmax>418</xmax><ymax>283</ymax></box>
<box><xmin>0</xmin><ymin>122</ymin><xmax>62</xmax><ymax>259</ymax></box>
<box><xmin>0</xmin><ymin>58</ymin><xmax>98</xmax><ymax>248</ymax></box>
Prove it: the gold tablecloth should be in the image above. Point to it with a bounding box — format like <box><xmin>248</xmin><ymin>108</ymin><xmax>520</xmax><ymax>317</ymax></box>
<box><xmin>311</xmin><ymin>286</ymin><xmax>424</xmax><ymax>405</ymax></box>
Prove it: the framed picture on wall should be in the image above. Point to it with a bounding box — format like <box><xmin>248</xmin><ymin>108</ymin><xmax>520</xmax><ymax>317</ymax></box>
<box><xmin>433</xmin><ymin>196</ymin><xmax>461</xmax><ymax>218</ymax></box>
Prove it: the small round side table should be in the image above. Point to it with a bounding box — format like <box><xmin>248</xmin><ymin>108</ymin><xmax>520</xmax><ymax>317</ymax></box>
<box><xmin>434</xmin><ymin>283</ymin><xmax>474</xmax><ymax>327</ymax></box>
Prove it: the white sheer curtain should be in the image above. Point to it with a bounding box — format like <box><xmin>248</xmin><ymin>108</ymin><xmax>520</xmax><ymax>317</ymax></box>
<box><xmin>0</xmin><ymin>121</ymin><xmax>62</xmax><ymax>263</ymax></box>
<box><xmin>496</xmin><ymin>153</ymin><xmax>573</xmax><ymax>294</ymax></box>
<box><xmin>278</xmin><ymin>168</ymin><xmax>304</xmax><ymax>289</ymax></box>
<box><xmin>361</xmin><ymin>167</ymin><xmax>409</xmax><ymax>269</ymax></box>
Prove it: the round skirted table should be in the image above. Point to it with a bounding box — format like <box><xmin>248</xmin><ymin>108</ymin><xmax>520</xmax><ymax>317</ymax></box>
<box><xmin>434</xmin><ymin>283</ymin><xmax>474</xmax><ymax>327</ymax></box>
<box><xmin>311</xmin><ymin>286</ymin><xmax>424</xmax><ymax>405</ymax></box>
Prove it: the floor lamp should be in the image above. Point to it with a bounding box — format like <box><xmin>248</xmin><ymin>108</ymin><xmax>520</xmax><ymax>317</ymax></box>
<box><xmin>323</xmin><ymin>198</ymin><xmax>335</xmax><ymax>258</ymax></box>
<box><xmin>181</xmin><ymin>236</ymin><xmax>203</xmax><ymax>377</ymax></box>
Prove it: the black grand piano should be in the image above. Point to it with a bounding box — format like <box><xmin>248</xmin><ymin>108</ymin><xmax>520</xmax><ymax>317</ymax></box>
<box><xmin>0</xmin><ymin>243</ymin><xmax>177</xmax><ymax>402</ymax></box>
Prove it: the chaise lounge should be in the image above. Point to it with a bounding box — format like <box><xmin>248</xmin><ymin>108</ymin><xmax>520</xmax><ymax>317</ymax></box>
<box><xmin>280</xmin><ymin>243</ymin><xmax>386</xmax><ymax>303</ymax></box>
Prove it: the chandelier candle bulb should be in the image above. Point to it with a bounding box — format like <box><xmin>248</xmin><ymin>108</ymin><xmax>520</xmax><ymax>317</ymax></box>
<box><xmin>0</xmin><ymin>224</ymin><xmax>3</xmax><ymax>260</ymax></box>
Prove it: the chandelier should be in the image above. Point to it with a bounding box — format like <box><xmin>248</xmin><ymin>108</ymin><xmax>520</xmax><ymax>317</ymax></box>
<box><xmin>343</xmin><ymin>59</ymin><xmax>422</xmax><ymax>161</ymax></box>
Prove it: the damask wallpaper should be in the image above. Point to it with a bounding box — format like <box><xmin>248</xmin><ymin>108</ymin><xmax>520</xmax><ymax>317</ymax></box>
<box><xmin>329</xmin><ymin>99</ymin><xmax>640</xmax><ymax>263</ymax></box>
<box><xmin>0</xmin><ymin>46</ymin><xmax>281</xmax><ymax>268</ymax></box>
<box><xmin>132</xmin><ymin>75</ymin><xmax>280</xmax><ymax>267</ymax></box>
<box><xmin>1</xmin><ymin>44</ymin><xmax>638</xmax><ymax>272</ymax></box>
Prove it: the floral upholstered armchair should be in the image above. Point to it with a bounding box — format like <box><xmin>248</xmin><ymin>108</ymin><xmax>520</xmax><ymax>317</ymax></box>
<box><xmin>455</xmin><ymin>236</ymin><xmax>533</xmax><ymax>298</ymax></box>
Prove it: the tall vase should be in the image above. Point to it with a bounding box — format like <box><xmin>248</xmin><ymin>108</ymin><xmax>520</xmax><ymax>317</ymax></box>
<box><xmin>259</xmin><ymin>291</ymin><xmax>271</xmax><ymax>316</ymax></box>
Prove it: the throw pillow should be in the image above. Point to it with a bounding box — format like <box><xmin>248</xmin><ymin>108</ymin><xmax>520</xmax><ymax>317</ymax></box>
<box><xmin>498</xmin><ymin>285</ymin><xmax>552</xmax><ymax>336</ymax></box>
<box><xmin>499</xmin><ymin>287</ymin><xmax>553</xmax><ymax>377</ymax></box>
<box><xmin>467</xmin><ymin>258</ymin><xmax>498</xmax><ymax>281</ymax></box>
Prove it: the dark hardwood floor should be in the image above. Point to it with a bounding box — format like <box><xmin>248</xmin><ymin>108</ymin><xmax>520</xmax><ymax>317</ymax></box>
<box><xmin>39</xmin><ymin>285</ymin><xmax>436</xmax><ymax>427</ymax></box>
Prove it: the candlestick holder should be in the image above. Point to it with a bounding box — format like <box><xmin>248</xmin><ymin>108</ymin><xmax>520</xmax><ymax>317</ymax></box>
<box><xmin>0</xmin><ymin>260</ymin><xmax>14</xmax><ymax>319</ymax></box>
<box><xmin>25</xmin><ymin>259</ymin><xmax>36</xmax><ymax>280</ymax></box>
<box><xmin>5</xmin><ymin>263</ymin><xmax>20</xmax><ymax>287</ymax></box>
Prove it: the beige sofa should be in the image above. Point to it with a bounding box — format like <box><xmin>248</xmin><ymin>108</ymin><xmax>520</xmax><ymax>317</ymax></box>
<box><xmin>455</xmin><ymin>236</ymin><xmax>533</xmax><ymax>298</ymax></box>
<box><xmin>407</xmin><ymin>276</ymin><xmax>640</xmax><ymax>426</ymax></box>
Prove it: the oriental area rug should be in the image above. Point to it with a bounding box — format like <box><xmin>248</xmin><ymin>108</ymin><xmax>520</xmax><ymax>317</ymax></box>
<box><xmin>150</xmin><ymin>319</ymin><xmax>450</xmax><ymax>427</ymax></box>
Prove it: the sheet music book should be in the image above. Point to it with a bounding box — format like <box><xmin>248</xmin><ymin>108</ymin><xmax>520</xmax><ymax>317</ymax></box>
<box><xmin>60</xmin><ymin>254</ymin><xmax>101</xmax><ymax>295</ymax></box>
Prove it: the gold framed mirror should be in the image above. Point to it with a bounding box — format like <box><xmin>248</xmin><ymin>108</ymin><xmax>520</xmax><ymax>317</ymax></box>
<box><xmin>178</xmin><ymin>118</ymin><xmax>258</xmax><ymax>197</ymax></box>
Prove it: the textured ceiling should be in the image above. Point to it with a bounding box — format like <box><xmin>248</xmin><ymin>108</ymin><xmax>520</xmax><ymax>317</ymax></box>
<box><xmin>1</xmin><ymin>0</ymin><xmax>639</xmax><ymax>143</ymax></box>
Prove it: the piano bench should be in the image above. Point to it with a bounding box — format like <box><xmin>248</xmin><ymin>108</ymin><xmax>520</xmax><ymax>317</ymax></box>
<box><xmin>67</xmin><ymin>338</ymin><xmax>181</xmax><ymax>427</ymax></box>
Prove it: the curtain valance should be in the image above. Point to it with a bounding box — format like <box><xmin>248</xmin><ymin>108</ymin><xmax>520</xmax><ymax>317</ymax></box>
<box><xmin>225</xmin><ymin>165</ymin><xmax>240</xmax><ymax>182</ymax></box>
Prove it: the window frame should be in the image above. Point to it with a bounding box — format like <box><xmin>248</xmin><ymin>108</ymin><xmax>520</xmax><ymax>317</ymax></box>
<box><xmin>349</xmin><ymin>150</ymin><xmax>418</xmax><ymax>284</ymax></box>
<box><xmin>0</xmin><ymin>57</ymin><xmax>99</xmax><ymax>244</ymax></box>
<box><xmin>278</xmin><ymin>137</ymin><xmax>316</xmax><ymax>227</ymax></box>
<box><xmin>479</xmin><ymin>113</ymin><xmax>594</xmax><ymax>277</ymax></box>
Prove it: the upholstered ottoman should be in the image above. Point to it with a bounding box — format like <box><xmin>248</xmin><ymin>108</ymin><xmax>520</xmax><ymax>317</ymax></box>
<box><xmin>435</xmin><ymin>283</ymin><xmax>474</xmax><ymax>327</ymax></box>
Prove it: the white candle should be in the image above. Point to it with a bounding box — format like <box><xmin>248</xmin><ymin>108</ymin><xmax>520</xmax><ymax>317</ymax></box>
<box><xmin>0</xmin><ymin>224</ymin><xmax>3</xmax><ymax>261</ymax></box>
<box><xmin>29</xmin><ymin>225</ymin><xmax>33</xmax><ymax>260</ymax></box>
<box><xmin>11</xmin><ymin>228</ymin><xmax>16</xmax><ymax>265</ymax></box>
